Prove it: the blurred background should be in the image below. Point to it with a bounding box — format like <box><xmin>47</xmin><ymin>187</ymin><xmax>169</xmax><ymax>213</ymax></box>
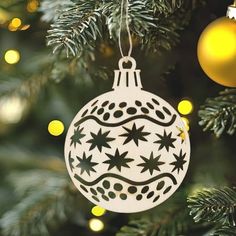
<box><xmin>0</xmin><ymin>0</ymin><xmax>235</xmax><ymax>235</ymax></box>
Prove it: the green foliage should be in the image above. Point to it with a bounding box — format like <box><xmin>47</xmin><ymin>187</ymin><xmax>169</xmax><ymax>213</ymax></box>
<box><xmin>199</xmin><ymin>89</ymin><xmax>236</xmax><ymax>137</ymax></box>
<box><xmin>0</xmin><ymin>150</ymin><xmax>87</xmax><ymax>236</ymax></box>
<box><xmin>39</xmin><ymin>0</ymin><xmax>75</xmax><ymax>22</ymax></box>
<box><xmin>45</xmin><ymin>0</ymin><xmax>199</xmax><ymax>56</ymax></box>
<box><xmin>47</xmin><ymin>2</ymin><xmax>103</xmax><ymax>57</ymax></box>
<box><xmin>117</xmin><ymin>194</ymin><xmax>197</xmax><ymax>236</ymax></box>
<box><xmin>213</xmin><ymin>225</ymin><xmax>236</xmax><ymax>236</ymax></box>
<box><xmin>188</xmin><ymin>187</ymin><xmax>236</xmax><ymax>235</ymax></box>
<box><xmin>0</xmin><ymin>72</ymin><xmax>49</xmax><ymax>101</ymax></box>
<box><xmin>1</xmin><ymin>1</ymin><xmax>236</xmax><ymax>236</ymax></box>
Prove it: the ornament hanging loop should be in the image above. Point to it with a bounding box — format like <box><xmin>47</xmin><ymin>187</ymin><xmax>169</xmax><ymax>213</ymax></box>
<box><xmin>118</xmin><ymin>0</ymin><xmax>133</xmax><ymax>59</ymax></box>
<box><xmin>119</xmin><ymin>56</ymin><xmax>136</xmax><ymax>70</ymax></box>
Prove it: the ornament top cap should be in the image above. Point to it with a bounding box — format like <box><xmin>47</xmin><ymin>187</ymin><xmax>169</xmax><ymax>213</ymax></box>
<box><xmin>227</xmin><ymin>5</ymin><xmax>236</xmax><ymax>19</ymax></box>
<box><xmin>118</xmin><ymin>56</ymin><xmax>137</xmax><ymax>70</ymax></box>
<box><xmin>113</xmin><ymin>56</ymin><xmax>143</xmax><ymax>90</ymax></box>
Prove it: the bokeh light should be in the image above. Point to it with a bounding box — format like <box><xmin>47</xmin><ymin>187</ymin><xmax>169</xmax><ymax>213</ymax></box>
<box><xmin>178</xmin><ymin>99</ymin><xmax>193</xmax><ymax>115</ymax></box>
<box><xmin>91</xmin><ymin>206</ymin><xmax>106</xmax><ymax>217</ymax></box>
<box><xmin>27</xmin><ymin>0</ymin><xmax>39</xmax><ymax>13</ymax></box>
<box><xmin>48</xmin><ymin>120</ymin><xmax>65</xmax><ymax>136</ymax></box>
<box><xmin>4</xmin><ymin>50</ymin><xmax>20</xmax><ymax>64</ymax></box>
<box><xmin>181</xmin><ymin>117</ymin><xmax>190</xmax><ymax>131</ymax></box>
<box><xmin>0</xmin><ymin>96</ymin><xmax>27</xmax><ymax>124</ymax></box>
<box><xmin>11</xmin><ymin>18</ymin><xmax>22</xmax><ymax>28</ymax></box>
<box><xmin>89</xmin><ymin>218</ymin><xmax>104</xmax><ymax>232</ymax></box>
<box><xmin>8</xmin><ymin>18</ymin><xmax>22</xmax><ymax>31</ymax></box>
<box><xmin>20</xmin><ymin>24</ymin><xmax>31</xmax><ymax>31</ymax></box>
<box><xmin>8</xmin><ymin>23</ymin><xmax>18</xmax><ymax>31</ymax></box>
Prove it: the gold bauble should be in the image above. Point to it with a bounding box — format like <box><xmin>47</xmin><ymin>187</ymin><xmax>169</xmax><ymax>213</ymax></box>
<box><xmin>197</xmin><ymin>17</ymin><xmax>236</xmax><ymax>87</ymax></box>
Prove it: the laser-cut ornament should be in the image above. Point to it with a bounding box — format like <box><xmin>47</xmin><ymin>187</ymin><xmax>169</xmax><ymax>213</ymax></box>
<box><xmin>64</xmin><ymin>57</ymin><xmax>191</xmax><ymax>213</ymax></box>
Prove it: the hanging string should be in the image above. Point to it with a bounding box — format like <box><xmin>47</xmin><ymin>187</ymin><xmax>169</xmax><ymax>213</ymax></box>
<box><xmin>118</xmin><ymin>0</ymin><xmax>133</xmax><ymax>61</ymax></box>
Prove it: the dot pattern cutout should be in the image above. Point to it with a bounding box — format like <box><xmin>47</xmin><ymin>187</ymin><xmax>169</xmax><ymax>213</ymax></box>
<box><xmin>65</xmin><ymin>77</ymin><xmax>190</xmax><ymax>213</ymax></box>
<box><xmin>127</xmin><ymin>107</ymin><xmax>137</xmax><ymax>115</ymax></box>
<box><xmin>103</xmin><ymin>113</ymin><xmax>110</xmax><ymax>121</ymax></box>
<box><xmin>109</xmin><ymin>103</ymin><xmax>115</xmax><ymax>110</ymax></box>
<box><xmin>77</xmin><ymin>179</ymin><xmax>176</xmax><ymax>205</ymax></box>
<box><xmin>97</xmin><ymin>108</ymin><xmax>104</xmax><ymax>115</ymax></box>
<box><xmin>114</xmin><ymin>110</ymin><xmax>123</xmax><ymax>118</ymax></box>
<box><xmin>80</xmin><ymin>95</ymin><xmax>173</xmax><ymax>123</ymax></box>
<box><xmin>119</xmin><ymin>102</ymin><xmax>127</xmax><ymax>108</ymax></box>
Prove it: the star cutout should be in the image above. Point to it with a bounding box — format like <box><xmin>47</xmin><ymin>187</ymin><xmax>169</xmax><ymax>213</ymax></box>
<box><xmin>137</xmin><ymin>152</ymin><xmax>165</xmax><ymax>175</ymax></box>
<box><xmin>70</xmin><ymin>126</ymin><xmax>86</xmax><ymax>147</ymax></box>
<box><xmin>87</xmin><ymin>129</ymin><xmax>115</xmax><ymax>152</ymax></box>
<box><xmin>170</xmin><ymin>150</ymin><xmax>187</xmax><ymax>174</ymax></box>
<box><xmin>154</xmin><ymin>130</ymin><xmax>176</xmax><ymax>152</ymax></box>
<box><xmin>119</xmin><ymin>123</ymin><xmax>150</xmax><ymax>146</ymax></box>
<box><xmin>68</xmin><ymin>151</ymin><xmax>75</xmax><ymax>172</ymax></box>
<box><xmin>76</xmin><ymin>153</ymin><xmax>98</xmax><ymax>176</ymax></box>
<box><xmin>103</xmin><ymin>149</ymin><xmax>134</xmax><ymax>171</ymax></box>
<box><xmin>177</xmin><ymin>126</ymin><xmax>186</xmax><ymax>144</ymax></box>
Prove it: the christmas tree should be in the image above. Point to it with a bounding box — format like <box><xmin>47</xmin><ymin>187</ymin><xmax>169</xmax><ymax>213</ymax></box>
<box><xmin>0</xmin><ymin>0</ymin><xmax>236</xmax><ymax>235</ymax></box>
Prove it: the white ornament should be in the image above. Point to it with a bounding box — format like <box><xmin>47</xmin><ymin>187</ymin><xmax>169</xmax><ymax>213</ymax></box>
<box><xmin>64</xmin><ymin>57</ymin><xmax>191</xmax><ymax>213</ymax></box>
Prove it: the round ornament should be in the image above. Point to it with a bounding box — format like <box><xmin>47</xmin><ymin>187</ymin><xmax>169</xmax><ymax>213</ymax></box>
<box><xmin>197</xmin><ymin>5</ymin><xmax>236</xmax><ymax>87</ymax></box>
<box><xmin>64</xmin><ymin>57</ymin><xmax>191</xmax><ymax>213</ymax></box>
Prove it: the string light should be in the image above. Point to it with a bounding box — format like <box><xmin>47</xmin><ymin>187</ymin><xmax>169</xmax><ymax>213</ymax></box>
<box><xmin>8</xmin><ymin>23</ymin><xmax>18</xmax><ymax>31</ymax></box>
<box><xmin>8</xmin><ymin>18</ymin><xmax>22</xmax><ymax>31</ymax></box>
<box><xmin>0</xmin><ymin>96</ymin><xmax>27</xmax><ymax>124</ymax></box>
<box><xmin>27</xmin><ymin>0</ymin><xmax>39</xmax><ymax>13</ymax></box>
<box><xmin>181</xmin><ymin>117</ymin><xmax>190</xmax><ymax>131</ymax></box>
<box><xmin>4</xmin><ymin>50</ymin><xmax>20</xmax><ymax>64</ymax></box>
<box><xmin>48</xmin><ymin>120</ymin><xmax>65</xmax><ymax>136</ymax></box>
<box><xmin>11</xmin><ymin>18</ymin><xmax>22</xmax><ymax>28</ymax></box>
<box><xmin>178</xmin><ymin>99</ymin><xmax>193</xmax><ymax>115</ymax></box>
<box><xmin>89</xmin><ymin>218</ymin><xmax>104</xmax><ymax>232</ymax></box>
<box><xmin>91</xmin><ymin>206</ymin><xmax>106</xmax><ymax>217</ymax></box>
<box><xmin>20</xmin><ymin>24</ymin><xmax>31</xmax><ymax>31</ymax></box>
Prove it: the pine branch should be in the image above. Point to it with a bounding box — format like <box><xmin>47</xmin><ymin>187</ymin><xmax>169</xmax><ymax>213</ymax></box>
<box><xmin>146</xmin><ymin>0</ymin><xmax>183</xmax><ymax>15</ymax></box>
<box><xmin>0</xmin><ymin>72</ymin><xmax>50</xmax><ymax>101</ymax></box>
<box><xmin>117</xmin><ymin>218</ymin><xmax>156</xmax><ymax>236</ymax></box>
<box><xmin>47</xmin><ymin>0</ymin><xmax>201</xmax><ymax>57</ymax></box>
<box><xmin>213</xmin><ymin>225</ymin><xmax>236</xmax><ymax>236</ymax></box>
<box><xmin>199</xmin><ymin>89</ymin><xmax>236</xmax><ymax>137</ymax></box>
<box><xmin>0</xmin><ymin>145</ymin><xmax>65</xmax><ymax>172</ymax></box>
<box><xmin>47</xmin><ymin>2</ymin><xmax>103</xmax><ymax>57</ymax></box>
<box><xmin>188</xmin><ymin>187</ymin><xmax>236</xmax><ymax>226</ymax></box>
<box><xmin>0</xmin><ymin>170</ymin><xmax>86</xmax><ymax>236</ymax></box>
<box><xmin>102</xmin><ymin>1</ymin><xmax>156</xmax><ymax>39</ymax></box>
<box><xmin>117</xmin><ymin>202</ymin><xmax>195</xmax><ymax>236</ymax></box>
<box><xmin>39</xmin><ymin>0</ymin><xmax>75</xmax><ymax>22</ymax></box>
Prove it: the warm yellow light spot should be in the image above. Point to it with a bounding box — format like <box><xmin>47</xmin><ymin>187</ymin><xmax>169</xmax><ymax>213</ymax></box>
<box><xmin>177</xmin><ymin>127</ymin><xmax>186</xmax><ymax>142</ymax></box>
<box><xmin>178</xmin><ymin>100</ymin><xmax>193</xmax><ymax>115</ymax></box>
<box><xmin>0</xmin><ymin>96</ymin><xmax>27</xmax><ymax>124</ymax></box>
<box><xmin>8</xmin><ymin>23</ymin><xmax>18</xmax><ymax>31</ymax></box>
<box><xmin>11</xmin><ymin>18</ymin><xmax>22</xmax><ymax>28</ymax></box>
<box><xmin>100</xmin><ymin>43</ymin><xmax>114</xmax><ymax>58</ymax></box>
<box><xmin>20</xmin><ymin>24</ymin><xmax>31</xmax><ymax>31</ymax></box>
<box><xmin>89</xmin><ymin>218</ymin><xmax>104</xmax><ymax>232</ymax></box>
<box><xmin>4</xmin><ymin>50</ymin><xmax>20</xmax><ymax>64</ymax></box>
<box><xmin>48</xmin><ymin>120</ymin><xmax>64</xmax><ymax>136</ymax></box>
<box><xmin>91</xmin><ymin>206</ymin><xmax>106</xmax><ymax>217</ymax></box>
<box><xmin>27</xmin><ymin>0</ymin><xmax>39</xmax><ymax>13</ymax></box>
<box><xmin>181</xmin><ymin>117</ymin><xmax>190</xmax><ymax>131</ymax></box>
